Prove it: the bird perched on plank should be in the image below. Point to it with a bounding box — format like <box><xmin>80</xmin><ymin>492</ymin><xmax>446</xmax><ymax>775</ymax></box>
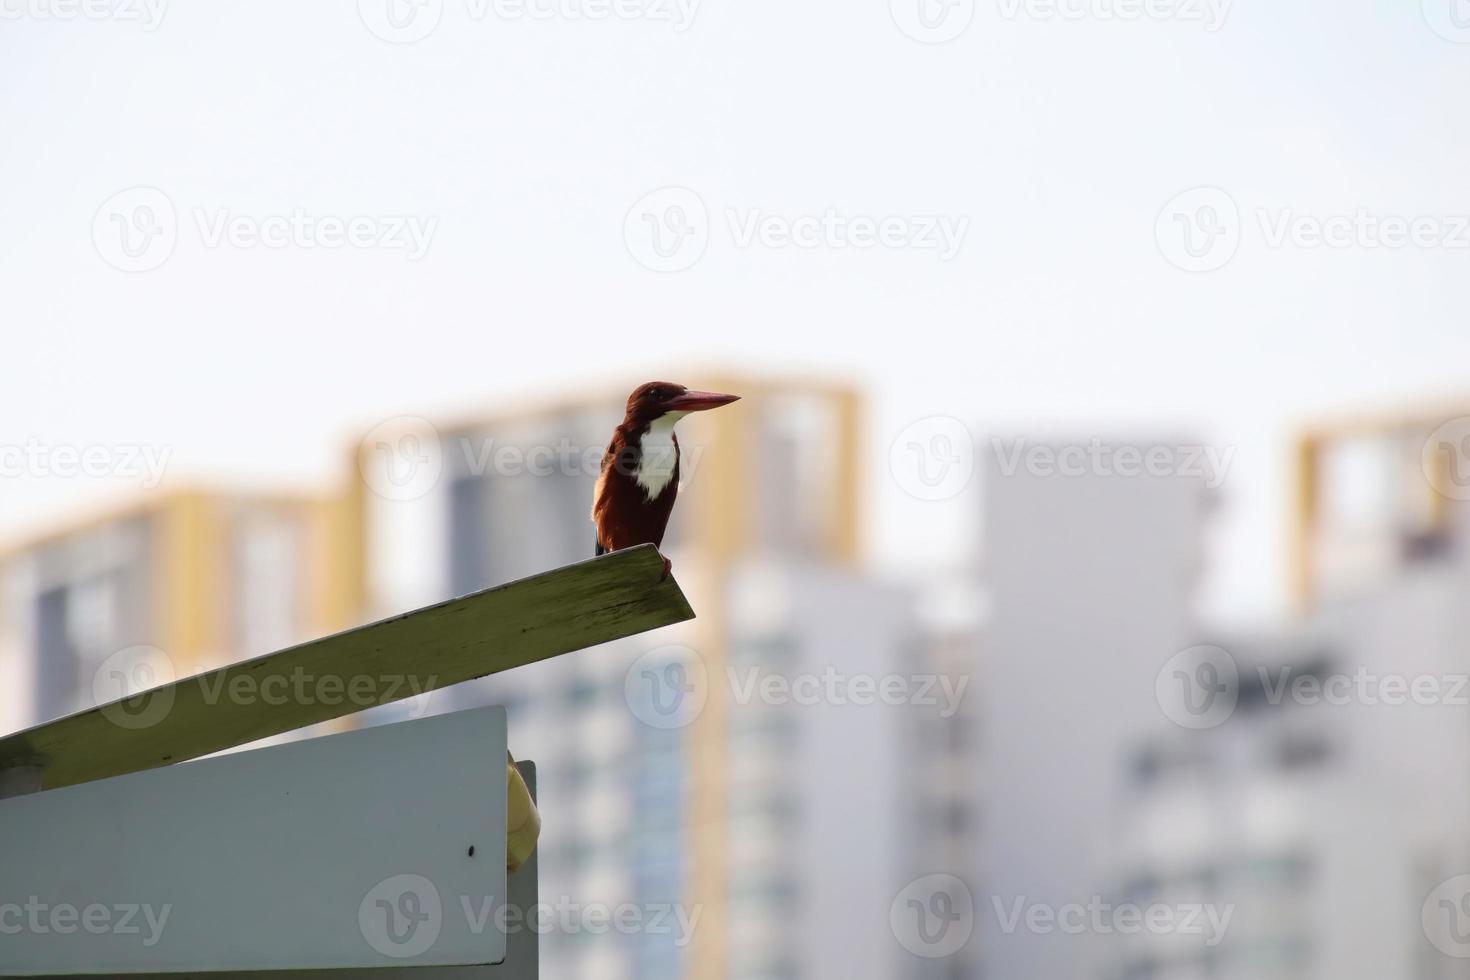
<box><xmin>593</xmin><ymin>381</ymin><xmax>740</xmax><ymax>578</ymax></box>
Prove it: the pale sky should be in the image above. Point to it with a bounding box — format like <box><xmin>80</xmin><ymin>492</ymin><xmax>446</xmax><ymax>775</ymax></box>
<box><xmin>3</xmin><ymin>0</ymin><xmax>1469</xmax><ymax>619</ymax></box>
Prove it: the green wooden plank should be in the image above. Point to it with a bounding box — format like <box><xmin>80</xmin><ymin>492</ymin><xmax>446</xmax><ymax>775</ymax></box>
<box><xmin>0</xmin><ymin>545</ymin><xmax>692</xmax><ymax>792</ymax></box>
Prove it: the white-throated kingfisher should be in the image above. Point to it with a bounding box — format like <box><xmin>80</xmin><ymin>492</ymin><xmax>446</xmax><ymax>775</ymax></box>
<box><xmin>592</xmin><ymin>381</ymin><xmax>741</xmax><ymax>577</ymax></box>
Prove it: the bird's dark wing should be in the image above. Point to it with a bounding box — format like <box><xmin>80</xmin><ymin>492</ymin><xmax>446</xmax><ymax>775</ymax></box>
<box><xmin>593</xmin><ymin>435</ymin><xmax>618</xmax><ymax>556</ymax></box>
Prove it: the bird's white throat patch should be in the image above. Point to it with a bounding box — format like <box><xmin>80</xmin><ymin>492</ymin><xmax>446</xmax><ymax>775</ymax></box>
<box><xmin>636</xmin><ymin>412</ymin><xmax>686</xmax><ymax>500</ymax></box>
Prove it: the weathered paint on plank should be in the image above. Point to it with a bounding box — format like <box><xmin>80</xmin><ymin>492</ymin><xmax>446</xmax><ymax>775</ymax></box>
<box><xmin>0</xmin><ymin>545</ymin><xmax>691</xmax><ymax>791</ymax></box>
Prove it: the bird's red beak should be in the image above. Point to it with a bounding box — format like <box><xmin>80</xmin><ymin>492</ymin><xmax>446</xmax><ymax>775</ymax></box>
<box><xmin>666</xmin><ymin>390</ymin><xmax>741</xmax><ymax>412</ymax></box>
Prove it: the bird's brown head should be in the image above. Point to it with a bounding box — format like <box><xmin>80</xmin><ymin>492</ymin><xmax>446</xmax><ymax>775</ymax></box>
<box><xmin>623</xmin><ymin>382</ymin><xmax>740</xmax><ymax>427</ymax></box>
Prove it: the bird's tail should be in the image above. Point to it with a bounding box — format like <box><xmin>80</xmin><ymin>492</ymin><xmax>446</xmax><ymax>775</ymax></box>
<box><xmin>595</xmin><ymin>539</ymin><xmax>607</xmax><ymax>557</ymax></box>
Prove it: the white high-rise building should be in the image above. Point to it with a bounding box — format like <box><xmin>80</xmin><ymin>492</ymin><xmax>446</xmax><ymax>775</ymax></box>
<box><xmin>981</xmin><ymin>422</ymin><xmax>1470</xmax><ymax>980</ymax></box>
<box><xmin>980</xmin><ymin>438</ymin><xmax>1212</xmax><ymax>978</ymax></box>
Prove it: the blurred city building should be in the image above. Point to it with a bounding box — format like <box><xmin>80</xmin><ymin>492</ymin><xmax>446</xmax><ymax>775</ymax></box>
<box><xmin>982</xmin><ymin>422</ymin><xmax>1470</xmax><ymax>980</ymax></box>
<box><xmin>30</xmin><ymin>388</ymin><xmax>1470</xmax><ymax>979</ymax></box>
<box><xmin>353</xmin><ymin>375</ymin><xmax>944</xmax><ymax>980</ymax></box>
<box><xmin>981</xmin><ymin>439</ymin><xmax>1211</xmax><ymax>978</ymax></box>
<box><xmin>1295</xmin><ymin>403</ymin><xmax>1470</xmax><ymax>606</ymax></box>
<box><xmin>0</xmin><ymin>376</ymin><xmax>960</xmax><ymax>980</ymax></box>
<box><xmin>0</xmin><ymin>489</ymin><xmax>360</xmax><ymax>736</ymax></box>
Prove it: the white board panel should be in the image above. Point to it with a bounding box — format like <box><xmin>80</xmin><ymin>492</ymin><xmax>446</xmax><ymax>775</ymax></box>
<box><xmin>0</xmin><ymin>707</ymin><xmax>509</xmax><ymax>975</ymax></box>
